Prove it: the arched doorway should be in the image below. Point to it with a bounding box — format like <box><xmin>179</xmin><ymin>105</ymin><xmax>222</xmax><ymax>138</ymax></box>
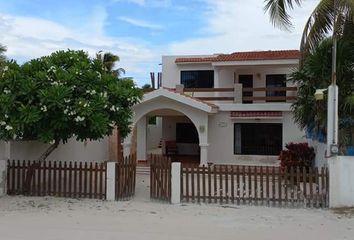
<box><xmin>134</xmin><ymin>109</ymin><xmax>200</xmax><ymax>165</ymax></box>
<box><xmin>121</xmin><ymin>89</ymin><xmax>214</xmax><ymax>166</ymax></box>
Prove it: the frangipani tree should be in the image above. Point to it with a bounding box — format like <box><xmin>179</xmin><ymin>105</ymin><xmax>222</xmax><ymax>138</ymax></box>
<box><xmin>0</xmin><ymin>50</ymin><xmax>142</xmax><ymax>162</ymax></box>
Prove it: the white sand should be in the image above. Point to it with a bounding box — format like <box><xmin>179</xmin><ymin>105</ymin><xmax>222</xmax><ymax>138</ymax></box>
<box><xmin>0</xmin><ymin>174</ymin><xmax>353</xmax><ymax>240</ymax></box>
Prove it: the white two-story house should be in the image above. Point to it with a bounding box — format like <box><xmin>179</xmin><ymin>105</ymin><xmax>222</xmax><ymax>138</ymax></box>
<box><xmin>123</xmin><ymin>50</ymin><xmax>305</xmax><ymax>166</ymax></box>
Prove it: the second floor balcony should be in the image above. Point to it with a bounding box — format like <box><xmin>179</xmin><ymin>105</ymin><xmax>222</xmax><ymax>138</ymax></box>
<box><xmin>173</xmin><ymin>84</ymin><xmax>297</xmax><ymax>105</ymax></box>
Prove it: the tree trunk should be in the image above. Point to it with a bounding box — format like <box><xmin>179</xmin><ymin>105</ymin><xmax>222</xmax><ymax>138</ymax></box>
<box><xmin>23</xmin><ymin>140</ymin><xmax>60</xmax><ymax>194</ymax></box>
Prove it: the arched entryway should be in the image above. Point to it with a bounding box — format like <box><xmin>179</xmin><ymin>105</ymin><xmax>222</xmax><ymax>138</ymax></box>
<box><xmin>134</xmin><ymin>109</ymin><xmax>201</xmax><ymax>165</ymax></box>
<box><xmin>122</xmin><ymin>88</ymin><xmax>216</xmax><ymax>166</ymax></box>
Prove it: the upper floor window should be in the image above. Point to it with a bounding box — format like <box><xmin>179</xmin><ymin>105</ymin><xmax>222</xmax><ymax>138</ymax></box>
<box><xmin>181</xmin><ymin>70</ymin><xmax>214</xmax><ymax>88</ymax></box>
<box><xmin>266</xmin><ymin>74</ymin><xmax>286</xmax><ymax>102</ymax></box>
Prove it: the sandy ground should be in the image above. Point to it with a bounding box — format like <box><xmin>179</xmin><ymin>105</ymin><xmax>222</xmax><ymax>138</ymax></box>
<box><xmin>0</xmin><ymin>174</ymin><xmax>353</xmax><ymax>240</ymax></box>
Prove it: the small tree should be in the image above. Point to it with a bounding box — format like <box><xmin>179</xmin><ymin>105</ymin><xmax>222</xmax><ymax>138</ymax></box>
<box><xmin>279</xmin><ymin>142</ymin><xmax>315</xmax><ymax>171</ymax></box>
<box><xmin>0</xmin><ymin>49</ymin><xmax>142</xmax><ymax>163</ymax></box>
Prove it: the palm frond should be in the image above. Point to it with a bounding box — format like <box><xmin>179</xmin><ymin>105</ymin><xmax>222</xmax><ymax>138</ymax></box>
<box><xmin>300</xmin><ymin>0</ymin><xmax>334</xmax><ymax>57</ymax></box>
<box><xmin>264</xmin><ymin>0</ymin><xmax>303</xmax><ymax>31</ymax></box>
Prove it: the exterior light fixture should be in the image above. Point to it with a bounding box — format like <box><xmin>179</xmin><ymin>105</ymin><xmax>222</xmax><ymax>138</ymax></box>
<box><xmin>314</xmin><ymin>89</ymin><xmax>328</xmax><ymax>101</ymax></box>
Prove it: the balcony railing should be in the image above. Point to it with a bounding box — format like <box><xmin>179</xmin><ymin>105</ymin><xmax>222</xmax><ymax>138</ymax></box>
<box><xmin>181</xmin><ymin>85</ymin><xmax>297</xmax><ymax>103</ymax></box>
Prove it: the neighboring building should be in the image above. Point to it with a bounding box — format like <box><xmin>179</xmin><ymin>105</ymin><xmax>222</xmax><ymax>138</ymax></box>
<box><xmin>124</xmin><ymin>50</ymin><xmax>305</xmax><ymax>166</ymax></box>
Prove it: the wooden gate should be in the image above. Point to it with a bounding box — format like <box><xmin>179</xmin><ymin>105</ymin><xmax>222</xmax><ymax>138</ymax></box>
<box><xmin>116</xmin><ymin>155</ymin><xmax>136</xmax><ymax>200</ymax></box>
<box><xmin>150</xmin><ymin>155</ymin><xmax>171</xmax><ymax>202</ymax></box>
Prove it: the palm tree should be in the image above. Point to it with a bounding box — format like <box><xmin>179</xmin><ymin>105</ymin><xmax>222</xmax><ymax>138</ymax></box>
<box><xmin>264</xmin><ymin>0</ymin><xmax>354</xmax><ymax>54</ymax></box>
<box><xmin>96</xmin><ymin>51</ymin><xmax>125</xmax><ymax>78</ymax></box>
<box><xmin>96</xmin><ymin>51</ymin><xmax>127</xmax><ymax>161</ymax></box>
<box><xmin>290</xmin><ymin>37</ymin><xmax>354</xmax><ymax>152</ymax></box>
<box><xmin>0</xmin><ymin>44</ymin><xmax>6</xmax><ymax>65</ymax></box>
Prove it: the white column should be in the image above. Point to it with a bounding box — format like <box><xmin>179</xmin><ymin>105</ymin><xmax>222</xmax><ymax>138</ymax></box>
<box><xmin>0</xmin><ymin>141</ymin><xmax>10</xmax><ymax>159</ymax></box>
<box><xmin>106</xmin><ymin>162</ymin><xmax>116</xmax><ymax>201</ymax></box>
<box><xmin>326</xmin><ymin>85</ymin><xmax>338</xmax><ymax>157</ymax></box>
<box><xmin>199</xmin><ymin>143</ymin><xmax>208</xmax><ymax>166</ymax></box>
<box><xmin>328</xmin><ymin>156</ymin><xmax>354</xmax><ymax>208</ymax></box>
<box><xmin>0</xmin><ymin>141</ymin><xmax>9</xmax><ymax>196</ymax></box>
<box><xmin>234</xmin><ymin>83</ymin><xmax>243</xmax><ymax>103</ymax></box>
<box><xmin>171</xmin><ymin>162</ymin><xmax>181</xmax><ymax>204</ymax></box>
<box><xmin>0</xmin><ymin>159</ymin><xmax>6</xmax><ymax>196</ymax></box>
<box><xmin>137</xmin><ymin>116</ymin><xmax>147</xmax><ymax>161</ymax></box>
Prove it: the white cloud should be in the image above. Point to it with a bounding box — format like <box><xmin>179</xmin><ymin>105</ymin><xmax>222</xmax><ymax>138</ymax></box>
<box><xmin>168</xmin><ymin>0</ymin><xmax>319</xmax><ymax>55</ymax></box>
<box><xmin>0</xmin><ymin>10</ymin><xmax>161</xmax><ymax>85</ymax></box>
<box><xmin>119</xmin><ymin>16</ymin><xmax>164</xmax><ymax>30</ymax></box>
<box><xmin>113</xmin><ymin>0</ymin><xmax>172</xmax><ymax>8</ymax></box>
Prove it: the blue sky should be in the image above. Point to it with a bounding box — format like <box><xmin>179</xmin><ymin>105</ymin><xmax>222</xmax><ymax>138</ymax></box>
<box><xmin>0</xmin><ymin>0</ymin><xmax>318</xmax><ymax>85</ymax></box>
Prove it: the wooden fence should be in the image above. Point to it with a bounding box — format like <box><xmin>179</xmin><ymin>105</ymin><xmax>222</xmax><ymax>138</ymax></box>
<box><xmin>150</xmin><ymin>155</ymin><xmax>171</xmax><ymax>202</ymax></box>
<box><xmin>7</xmin><ymin>160</ymin><xmax>106</xmax><ymax>199</ymax></box>
<box><xmin>181</xmin><ymin>165</ymin><xmax>329</xmax><ymax>208</ymax></box>
<box><xmin>116</xmin><ymin>155</ymin><xmax>136</xmax><ymax>200</ymax></box>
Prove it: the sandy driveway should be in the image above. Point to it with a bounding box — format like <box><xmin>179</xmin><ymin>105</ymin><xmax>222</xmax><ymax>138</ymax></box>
<box><xmin>0</xmin><ymin>175</ymin><xmax>353</xmax><ymax>240</ymax></box>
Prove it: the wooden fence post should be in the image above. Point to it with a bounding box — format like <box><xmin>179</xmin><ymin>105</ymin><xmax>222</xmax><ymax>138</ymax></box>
<box><xmin>106</xmin><ymin>161</ymin><xmax>116</xmax><ymax>201</ymax></box>
<box><xmin>0</xmin><ymin>159</ymin><xmax>6</xmax><ymax>196</ymax></box>
<box><xmin>171</xmin><ymin>162</ymin><xmax>181</xmax><ymax>204</ymax></box>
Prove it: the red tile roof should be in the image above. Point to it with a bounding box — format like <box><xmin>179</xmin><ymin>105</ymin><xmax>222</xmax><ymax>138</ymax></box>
<box><xmin>175</xmin><ymin>50</ymin><xmax>300</xmax><ymax>63</ymax></box>
<box><xmin>230</xmin><ymin>111</ymin><xmax>282</xmax><ymax>118</ymax></box>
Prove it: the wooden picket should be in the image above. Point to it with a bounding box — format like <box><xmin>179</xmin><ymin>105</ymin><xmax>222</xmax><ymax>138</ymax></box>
<box><xmin>150</xmin><ymin>155</ymin><xmax>171</xmax><ymax>202</ymax></box>
<box><xmin>181</xmin><ymin>165</ymin><xmax>329</xmax><ymax>208</ymax></box>
<box><xmin>7</xmin><ymin>160</ymin><xmax>106</xmax><ymax>199</ymax></box>
<box><xmin>116</xmin><ymin>155</ymin><xmax>136</xmax><ymax>200</ymax></box>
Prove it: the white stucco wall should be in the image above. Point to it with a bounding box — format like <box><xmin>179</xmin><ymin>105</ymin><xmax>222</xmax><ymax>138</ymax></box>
<box><xmin>146</xmin><ymin>117</ymin><xmax>162</xmax><ymax>150</ymax></box>
<box><xmin>308</xmin><ymin>140</ymin><xmax>328</xmax><ymax>167</ymax></box>
<box><xmin>161</xmin><ymin>56</ymin><xmax>214</xmax><ymax>88</ymax></box>
<box><xmin>329</xmin><ymin>156</ymin><xmax>354</xmax><ymax>208</ymax></box>
<box><xmin>208</xmin><ymin>111</ymin><xmax>304</xmax><ymax>166</ymax></box>
<box><xmin>9</xmin><ymin>138</ymin><xmax>109</xmax><ymax>162</ymax></box>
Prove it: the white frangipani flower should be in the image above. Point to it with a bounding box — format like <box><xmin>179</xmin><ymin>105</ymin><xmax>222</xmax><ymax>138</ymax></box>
<box><xmin>74</xmin><ymin>116</ymin><xmax>85</xmax><ymax>122</ymax></box>
<box><xmin>40</xmin><ymin>105</ymin><xmax>47</xmax><ymax>112</ymax></box>
<box><xmin>0</xmin><ymin>121</ymin><xmax>6</xmax><ymax>126</ymax></box>
<box><xmin>3</xmin><ymin>89</ymin><xmax>11</xmax><ymax>94</ymax></box>
<box><xmin>5</xmin><ymin>125</ymin><xmax>13</xmax><ymax>131</ymax></box>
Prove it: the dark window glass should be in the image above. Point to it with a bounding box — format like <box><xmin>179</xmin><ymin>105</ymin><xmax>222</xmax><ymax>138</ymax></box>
<box><xmin>239</xmin><ymin>75</ymin><xmax>253</xmax><ymax>103</ymax></box>
<box><xmin>181</xmin><ymin>70</ymin><xmax>214</xmax><ymax>88</ymax></box>
<box><xmin>266</xmin><ymin>74</ymin><xmax>286</xmax><ymax>102</ymax></box>
<box><xmin>234</xmin><ymin>123</ymin><xmax>282</xmax><ymax>155</ymax></box>
<box><xmin>176</xmin><ymin>123</ymin><xmax>199</xmax><ymax>143</ymax></box>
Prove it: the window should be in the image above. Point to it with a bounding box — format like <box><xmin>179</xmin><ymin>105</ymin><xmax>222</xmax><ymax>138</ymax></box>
<box><xmin>234</xmin><ymin>123</ymin><xmax>282</xmax><ymax>155</ymax></box>
<box><xmin>176</xmin><ymin>123</ymin><xmax>199</xmax><ymax>143</ymax></box>
<box><xmin>266</xmin><ymin>74</ymin><xmax>286</xmax><ymax>102</ymax></box>
<box><xmin>239</xmin><ymin>75</ymin><xmax>253</xmax><ymax>103</ymax></box>
<box><xmin>148</xmin><ymin>116</ymin><xmax>157</xmax><ymax>125</ymax></box>
<box><xmin>181</xmin><ymin>70</ymin><xmax>214</xmax><ymax>88</ymax></box>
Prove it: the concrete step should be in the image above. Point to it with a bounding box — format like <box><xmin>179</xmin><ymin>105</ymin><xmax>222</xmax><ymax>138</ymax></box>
<box><xmin>136</xmin><ymin>166</ymin><xmax>150</xmax><ymax>175</ymax></box>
